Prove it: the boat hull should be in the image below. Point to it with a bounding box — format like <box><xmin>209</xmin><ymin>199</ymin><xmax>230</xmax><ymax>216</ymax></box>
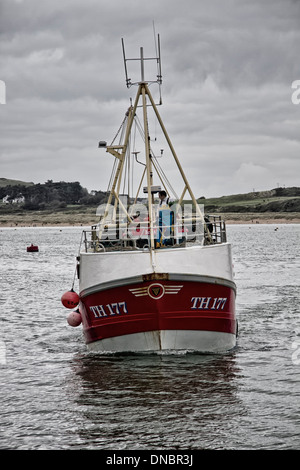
<box><xmin>85</xmin><ymin>330</ymin><xmax>236</xmax><ymax>353</ymax></box>
<box><xmin>79</xmin><ymin>276</ymin><xmax>236</xmax><ymax>353</ymax></box>
<box><xmin>78</xmin><ymin>243</ymin><xmax>236</xmax><ymax>353</ymax></box>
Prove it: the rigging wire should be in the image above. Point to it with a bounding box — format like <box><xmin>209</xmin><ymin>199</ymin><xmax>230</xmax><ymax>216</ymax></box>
<box><xmin>133</xmin><ymin>114</ymin><xmax>178</xmax><ymax>199</ymax></box>
<box><xmin>152</xmin><ymin>155</ymin><xmax>179</xmax><ymax>200</ymax></box>
<box><xmin>111</xmin><ymin>114</ymin><xmax>127</xmax><ymax>146</ymax></box>
<box><xmin>105</xmin><ymin>113</ymin><xmax>128</xmax><ymax>201</ymax></box>
<box><xmin>105</xmin><ymin>95</ymin><xmax>179</xmax><ymax>207</ymax></box>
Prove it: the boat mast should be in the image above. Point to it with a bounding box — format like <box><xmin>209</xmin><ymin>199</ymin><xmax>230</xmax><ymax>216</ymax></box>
<box><xmin>140</xmin><ymin>47</ymin><xmax>156</xmax><ymax>249</ymax></box>
<box><xmin>145</xmin><ymin>84</ymin><xmax>205</xmax><ymax>226</ymax></box>
<box><xmin>122</xmin><ymin>36</ymin><xmax>207</xmax><ymax>232</ymax></box>
<box><xmin>98</xmin><ymin>35</ymin><xmax>210</xmax><ymax>246</ymax></box>
<box><xmin>121</xmin><ymin>37</ymin><xmax>169</xmax><ymax>249</ymax></box>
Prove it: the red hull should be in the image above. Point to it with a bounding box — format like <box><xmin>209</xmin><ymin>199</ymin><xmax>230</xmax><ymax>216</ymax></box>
<box><xmin>79</xmin><ymin>279</ymin><xmax>236</xmax><ymax>345</ymax></box>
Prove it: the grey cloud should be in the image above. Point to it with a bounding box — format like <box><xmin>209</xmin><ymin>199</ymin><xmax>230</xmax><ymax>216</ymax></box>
<box><xmin>0</xmin><ymin>0</ymin><xmax>299</xmax><ymax>197</ymax></box>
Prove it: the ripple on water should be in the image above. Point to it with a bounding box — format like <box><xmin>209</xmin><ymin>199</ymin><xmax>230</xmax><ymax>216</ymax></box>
<box><xmin>0</xmin><ymin>225</ymin><xmax>300</xmax><ymax>449</ymax></box>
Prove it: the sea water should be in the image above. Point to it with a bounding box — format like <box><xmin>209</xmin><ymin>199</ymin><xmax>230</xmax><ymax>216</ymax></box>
<box><xmin>0</xmin><ymin>224</ymin><xmax>299</xmax><ymax>450</ymax></box>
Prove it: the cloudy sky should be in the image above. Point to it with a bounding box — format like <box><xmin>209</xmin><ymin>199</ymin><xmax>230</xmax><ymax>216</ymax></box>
<box><xmin>0</xmin><ymin>0</ymin><xmax>299</xmax><ymax>198</ymax></box>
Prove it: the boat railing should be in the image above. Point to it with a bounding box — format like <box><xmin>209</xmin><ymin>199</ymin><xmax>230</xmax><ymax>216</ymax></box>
<box><xmin>206</xmin><ymin>214</ymin><xmax>227</xmax><ymax>244</ymax></box>
<box><xmin>80</xmin><ymin>215</ymin><xmax>227</xmax><ymax>253</ymax></box>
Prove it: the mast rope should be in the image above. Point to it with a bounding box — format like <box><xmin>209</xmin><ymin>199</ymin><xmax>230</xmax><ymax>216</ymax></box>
<box><xmin>110</xmin><ymin>114</ymin><xmax>127</xmax><ymax>146</ymax></box>
<box><xmin>133</xmin><ymin>114</ymin><xmax>178</xmax><ymax>199</ymax></box>
<box><xmin>105</xmin><ymin>113</ymin><xmax>128</xmax><ymax>201</ymax></box>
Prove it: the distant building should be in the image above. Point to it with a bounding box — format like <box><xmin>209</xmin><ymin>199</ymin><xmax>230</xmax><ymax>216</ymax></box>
<box><xmin>2</xmin><ymin>195</ymin><xmax>25</xmax><ymax>204</ymax></box>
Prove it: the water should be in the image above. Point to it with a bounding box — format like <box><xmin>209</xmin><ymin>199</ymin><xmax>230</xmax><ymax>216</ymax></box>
<box><xmin>0</xmin><ymin>224</ymin><xmax>299</xmax><ymax>450</ymax></box>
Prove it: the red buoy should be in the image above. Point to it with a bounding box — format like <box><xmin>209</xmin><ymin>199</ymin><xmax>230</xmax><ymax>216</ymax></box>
<box><xmin>27</xmin><ymin>244</ymin><xmax>39</xmax><ymax>252</ymax></box>
<box><xmin>67</xmin><ymin>309</ymin><xmax>82</xmax><ymax>327</ymax></box>
<box><xmin>61</xmin><ymin>289</ymin><xmax>79</xmax><ymax>309</ymax></box>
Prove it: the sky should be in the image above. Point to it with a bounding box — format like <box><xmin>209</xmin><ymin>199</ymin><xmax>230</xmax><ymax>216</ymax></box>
<box><xmin>0</xmin><ymin>0</ymin><xmax>299</xmax><ymax>198</ymax></box>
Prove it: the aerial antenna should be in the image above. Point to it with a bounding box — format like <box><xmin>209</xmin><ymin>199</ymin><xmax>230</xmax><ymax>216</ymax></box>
<box><xmin>157</xmin><ymin>33</ymin><xmax>162</xmax><ymax>104</ymax></box>
<box><xmin>153</xmin><ymin>21</ymin><xmax>158</xmax><ymax>55</ymax></box>
<box><xmin>156</xmin><ymin>33</ymin><xmax>162</xmax><ymax>86</ymax></box>
<box><xmin>121</xmin><ymin>33</ymin><xmax>162</xmax><ymax>92</ymax></box>
<box><xmin>152</xmin><ymin>22</ymin><xmax>162</xmax><ymax>104</ymax></box>
<box><xmin>121</xmin><ymin>38</ymin><xmax>131</xmax><ymax>88</ymax></box>
<box><xmin>152</xmin><ymin>22</ymin><xmax>161</xmax><ymax>81</ymax></box>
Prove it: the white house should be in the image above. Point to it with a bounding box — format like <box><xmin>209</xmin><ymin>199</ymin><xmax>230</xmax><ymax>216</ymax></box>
<box><xmin>2</xmin><ymin>195</ymin><xmax>25</xmax><ymax>204</ymax></box>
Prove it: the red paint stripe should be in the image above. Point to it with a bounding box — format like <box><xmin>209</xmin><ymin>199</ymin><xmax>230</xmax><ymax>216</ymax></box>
<box><xmin>79</xmin><ymin>280</ymin><xmax>236</xmax><ymax>344</ymax></box>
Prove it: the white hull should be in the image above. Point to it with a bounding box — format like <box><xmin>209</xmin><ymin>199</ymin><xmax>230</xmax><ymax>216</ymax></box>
<box><xmin>86</xmin><ymin>329</ymin><xmax>236</xmax><ymax>354</ymax></box>
<box><xmin>79</xmin><ymin>243</ymin><xmax>235</xmax><ymax>296</ymax></box>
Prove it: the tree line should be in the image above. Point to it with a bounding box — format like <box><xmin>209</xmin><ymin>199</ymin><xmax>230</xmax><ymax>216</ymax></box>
<box><xmin>0</xmin><ymin>180</ymin><xmax>108</xmax><ymax>210</ymax></box>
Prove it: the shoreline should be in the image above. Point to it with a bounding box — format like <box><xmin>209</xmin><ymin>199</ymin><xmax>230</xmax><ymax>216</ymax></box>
<box><xmin>0</xmin><ymin>211</ymin><xmax>299</xmax><ymax>228</ymax></box>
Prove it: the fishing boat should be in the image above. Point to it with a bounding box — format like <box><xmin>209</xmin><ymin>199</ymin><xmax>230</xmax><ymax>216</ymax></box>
<box><xmin>64</xmin><ymin>36</ymin><xmax>237</xmax><ymax>353</ymax></box>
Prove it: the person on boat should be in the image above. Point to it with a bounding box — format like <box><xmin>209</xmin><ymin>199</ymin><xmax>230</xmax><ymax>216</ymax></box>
<box><xmin>158</xmin><ymin>190</ymin><xmax>170</xmax><ymax>209</ymax></box>
<box><xmin>204</xmin><ymin>215</ymin><xmax>213</xmax><ymax>233</ymax></box>
<box><xmin>156</xmin><ymin>191</ymin><xmax>174</xmax><ymax>247</ymax></box>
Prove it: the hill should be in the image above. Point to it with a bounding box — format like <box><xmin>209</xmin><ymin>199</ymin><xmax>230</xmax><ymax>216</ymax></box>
<box><xmin>0</xmin><ymin>178</ymin><xmax>34</xmax><ymax>188</ymax></box>
<box><xmin>198</xmin><ymin>187</ymin><xmax>300</xmax><ymax>213</ymax></box>
<box><xmin>0</xmin><ymin>182</ymin><xmax>299</xmax><ymax>226</ymax></box>
<box><xmin>0</xmin><ymin>179</ymin><xmax>107</xmax><ymax>210</ymax></box>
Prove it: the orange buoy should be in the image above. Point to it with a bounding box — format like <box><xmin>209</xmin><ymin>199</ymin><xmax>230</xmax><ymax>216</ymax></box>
<box><xmin>61</xmin><ymin>289</ymin><xmax>79</xmax><ymax>309</ymax></box>
<box><xmin>67</xmin><ymin>309</ymin><xmax>82</xmax><ymax>327</ymax></box>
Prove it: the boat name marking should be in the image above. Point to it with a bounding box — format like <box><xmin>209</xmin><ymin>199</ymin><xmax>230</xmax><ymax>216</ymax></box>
<box><xmin>89</xmin><ymin>301</ymin><xmax>128</xmax><ymax>318</ymax></box>
<box><xmin>191</xmin><ymin>297</ymin><xmax>227</xmax><ymax>310</ymax></box>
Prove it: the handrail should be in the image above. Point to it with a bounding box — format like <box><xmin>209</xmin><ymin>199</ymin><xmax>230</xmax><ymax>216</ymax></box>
<box><xmin>80</xmin><ymin>215</ymin><xmax>227</xmax><ymax>253</ymax></box>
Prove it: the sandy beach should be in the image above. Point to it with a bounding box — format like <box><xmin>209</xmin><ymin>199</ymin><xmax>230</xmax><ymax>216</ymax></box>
<box><xmin>223</xmin><ymin>212</ymin><xmax>300</xmax><ymax>225</ymax></box>
<box><xmin>0</xmin><ymin>210</ymin><xmax>299</xmax><ymax>228</ymax></box>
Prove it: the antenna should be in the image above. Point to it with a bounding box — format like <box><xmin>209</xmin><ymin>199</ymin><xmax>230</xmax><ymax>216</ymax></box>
<box><xmin>152</xmin><ymin>22</ymin><xmax>162</xmax><ymax>85</ymax></box>
<box><xmin>121</xmin><ymin>34</ymin><xmax>162</xmax><ymax>89</ymax></box>
<box><xmin>157</xmin><ymin>34</ymin><xmax>162</xmax><ymax>85</ymax></box>
<box><xmin>121</xmin><ymin>38</ymin><xmax>131</xmax><ymax>88</ymax></box>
